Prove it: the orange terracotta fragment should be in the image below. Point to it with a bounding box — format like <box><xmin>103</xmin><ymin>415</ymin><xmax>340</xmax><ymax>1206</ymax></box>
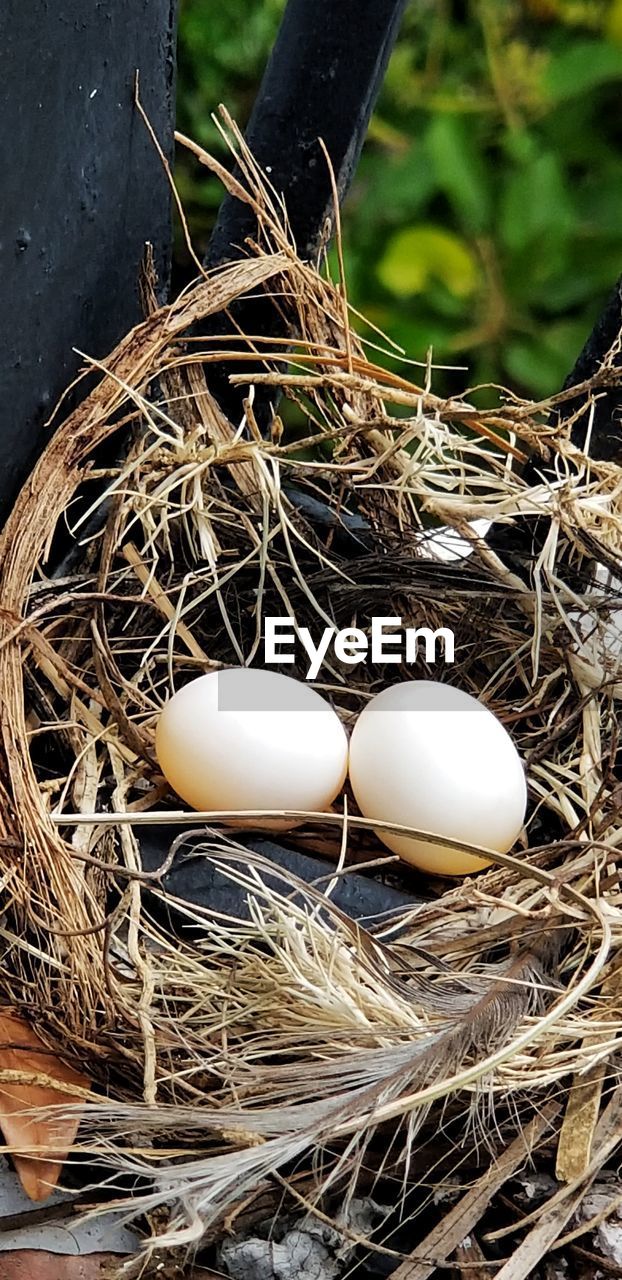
<box><xmin>0</xmin><ymin>1010</ymin><xmax>89</xmax><ymax>1201</ymax></box>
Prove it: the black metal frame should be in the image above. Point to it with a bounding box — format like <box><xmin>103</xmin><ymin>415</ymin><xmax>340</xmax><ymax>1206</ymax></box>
<box><xmin>0</xmin><ymin>0</ymin><xmax>177</xmax><ymax>523</ymax></box>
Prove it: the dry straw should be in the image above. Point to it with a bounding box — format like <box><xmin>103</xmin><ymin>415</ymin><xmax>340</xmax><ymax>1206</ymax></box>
<box><xmin>0</xmin><ymin>112</ymin><xmax>621</xmax><ymax>1271</ymax></box>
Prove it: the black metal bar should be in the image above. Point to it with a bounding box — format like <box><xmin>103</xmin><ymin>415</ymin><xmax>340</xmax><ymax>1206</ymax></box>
<box><xmin>203</xmin><ymin>0</ymin><xmax>408</xmax><ymax>428</ymax></box>
<box><xmin>487</xmin><ymin>283</ymin><xmax>622</xmax><ymax>573</ymax></box>
<box><xmin>0</xmin><ymin>0</ymin><xmax>177</xmax><ymax>523</ymax></box>
<box><xmin>138</xmin><ymin>827</ymin><xmax>419</xmax><ymax>927</ymax></box>
<box><xmin>207</xmin><ymin>0</ymin><xmax>408</xmax><ymax>269</ymax></box>
<box><xmin>543</xmin><ymin>276</ymin><xmax>622</xmax><ymax>464</ymax></box>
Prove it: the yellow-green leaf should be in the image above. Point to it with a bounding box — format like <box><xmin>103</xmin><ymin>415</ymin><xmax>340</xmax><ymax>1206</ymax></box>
<box><xmin>607</xmin><ymin>0</ymin><xmax>622</xmax><ymax>46</ymax></box>
<box><xmin>377</xmin><ymin>226</ymin><xmax>478</xmax><ymax>299</ymax></box>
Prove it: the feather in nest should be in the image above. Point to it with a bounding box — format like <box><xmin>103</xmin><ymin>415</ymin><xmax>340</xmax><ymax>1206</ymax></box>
<box><xmin>63</xmin><ymin>840</ymin><xmax>563</xmax><ymax>1252</ymax></box>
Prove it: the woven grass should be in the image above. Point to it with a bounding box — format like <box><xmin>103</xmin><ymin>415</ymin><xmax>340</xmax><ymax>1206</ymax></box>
<box><xmin>0</xmin><ymin>115</ymin><xmax>621</xmax><ymax>1273</ymax></box>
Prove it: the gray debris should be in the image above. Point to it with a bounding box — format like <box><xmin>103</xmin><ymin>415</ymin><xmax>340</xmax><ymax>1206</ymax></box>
<box><xmin>596</xmin><ymin>1222</ymin><xmax>622</xmax><ymax>1267</ymax></box>
<box><xmin>514</xmin><ymin>1172</ymin><xmax>559</xmax><ymax>1204</ymax></box>
<box><xmin>432</xmin><ymin>1177</ymin><xmax>463</xmax><ymax>1206</ymax></box>
<box><xmin>219</xmin><ymin>1197</ymin><xmax>389</xmax><ymax>1280</ymax></box>
<box><xmin>220</xmin><ymin>1231</ymin><xmax>339</xmax><ymax>1280</ymax></box>
<box><xmin>579</xmin><ymin>1183</ymin><xmax>622</xmax><ymax>1266</ymax></box>
<box><xmin>543</xmin><ymin>1259</ymin><xmax>570</xmax><ymax>1280</ymax></box>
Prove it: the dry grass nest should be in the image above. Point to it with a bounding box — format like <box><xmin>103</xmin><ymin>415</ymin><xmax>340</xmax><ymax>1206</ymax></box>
<box><xmin>0</xmin><ymin>115</ymin><xmax>622</xmax><ymax>1273</ymax></box>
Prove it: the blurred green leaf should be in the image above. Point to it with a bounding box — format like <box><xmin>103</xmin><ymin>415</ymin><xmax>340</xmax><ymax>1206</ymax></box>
<box><xmin>355</xmin><ymin>144</ymin><xmax>436</xmax><ymax>225</ymax></box>
<box><xmin>607</xmin><ymin>0</ymin><xmax>622</xmax><ymax>44</ymax></box>
<box><xmin>499</xmin><ymin>151</ymin><xmax>574</xmax><ymax>251</ymax></box>
<box><xmin>425</xmin><ymin>114</ymin><xmax>491</xmax><ymax>232</ymax></box>
<box><xmin>377</xmin><ymin>226</ymin><xmax>479</xmax><ymax>299</ymax></box>
<box><xmin>575</xmin><ymin>163</ymin><xmax>622</xmax><ymax>235</ymax></box>
<box><xmin>504</xmin><ymin>317</ymin><xmax>588</xmax><ymax>396</ymax></box>
<box><xmin>545</xmin><ymin>38</ymin><xmax>622</xmax><ymax>101</ymax></box>
<box><xmin>504</xmin><ymin>337</ymin><xmax>568</xmax><ymax>397</ymax></box>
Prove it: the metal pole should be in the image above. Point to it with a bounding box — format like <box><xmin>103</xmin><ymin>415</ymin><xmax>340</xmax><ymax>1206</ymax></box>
<box><xmin>203</xmin><ymin>0</ymin><xmax>408</xmax><ymax>428</ymax></box>
<box><xmin>207</xmin><ymin>0</ymin><xmax>408</xmax><ymax>268</ymax></box>
<box><xmin>0</xmin><ymin>0</ymin><xmax>177</xmax><ymax>523</ymax></box>
<box><xmin>488</xmin><ymin>283</ymin><xmax>622</xmax><ymax>572</ymax></box>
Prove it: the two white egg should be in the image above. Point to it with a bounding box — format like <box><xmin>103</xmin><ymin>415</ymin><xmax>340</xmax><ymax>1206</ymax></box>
<box><xmin>155</xmin><ymin>668</ymin><xmax>527</xmax><ymax>877</ymax></box>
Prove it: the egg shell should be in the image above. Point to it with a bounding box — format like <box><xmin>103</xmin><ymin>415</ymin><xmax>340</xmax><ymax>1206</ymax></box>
<box><xmin>348</xmin><ymin>679</ymin><xmax>527</xmax><ymax>876</ymax></box>
<box><xmin>155</xmin><ymin>667</ymin><xmax>348</xmax><ymax>826</ymax></box>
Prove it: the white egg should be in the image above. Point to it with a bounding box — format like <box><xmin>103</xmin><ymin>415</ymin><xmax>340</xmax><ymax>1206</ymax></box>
<box><xmin>348</xmin><ymin>680</ymin><xmax>527</xmax><ymax>876</ymax></box>
<box><xmin>155</xmin><ymin>667</ymin><xmax>348</xmax><ymax>827</ymax></box>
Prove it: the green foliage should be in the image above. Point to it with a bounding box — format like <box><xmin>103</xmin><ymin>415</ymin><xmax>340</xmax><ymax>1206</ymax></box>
<box><xmin>176</xmin><ymin>0</ymin><xmax>622</xmax><ymax>398</ymax></box>
<box><xmin>377</xmin><ymin>226</ymin><xmax>479</xmax><ymax>298</ymax></box>
<box><xmin>544</xmin><ymin>35</ymin><xmax>622</xmax><ymax>98</ymax></box>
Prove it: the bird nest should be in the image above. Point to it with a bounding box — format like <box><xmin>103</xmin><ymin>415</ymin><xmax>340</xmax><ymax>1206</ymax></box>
<box><xmin>0</xmin><ymin>118</ymin><xmax>622</xmax><ymax>1274</ymax></box>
